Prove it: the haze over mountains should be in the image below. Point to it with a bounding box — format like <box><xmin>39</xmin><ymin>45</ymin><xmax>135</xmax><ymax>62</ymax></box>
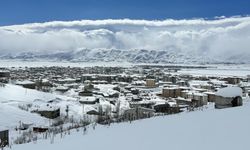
<box><xmin>0</xmin><ymin>16</ymin><xmax>250</xmax><ymax>64</ymax></box>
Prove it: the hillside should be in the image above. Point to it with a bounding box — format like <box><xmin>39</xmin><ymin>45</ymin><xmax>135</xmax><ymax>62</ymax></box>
<box><xmin>11</xmin><ymin>101</ymin><xmax>250</xmax><ymax>150</ymax></box>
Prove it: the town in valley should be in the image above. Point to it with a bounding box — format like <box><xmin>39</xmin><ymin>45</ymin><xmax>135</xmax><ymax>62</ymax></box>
<box><xmin>0</xmin><ymin>64</ymin><xmax>249</xmax><ymax>148</ymax></box>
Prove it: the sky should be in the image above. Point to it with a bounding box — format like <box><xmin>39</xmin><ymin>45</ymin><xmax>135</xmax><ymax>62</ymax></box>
<box><xmin>0</xmin><ymin>0</ymin><xmax>250</xmax><ymax>26</ymax></box>
<box><xmin>0</xmin><ymin>0</ymin><xmax>250</xmax><ymax>63</ymax></box>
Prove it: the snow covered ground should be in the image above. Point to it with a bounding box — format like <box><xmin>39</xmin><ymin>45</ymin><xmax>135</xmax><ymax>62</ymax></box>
<box><xmin>8</xmin><ymin>100</ymin><xmax>250</xmax><ymax>150</ymax></box>
<box><xmin>178</xmin><ymin>64</ymin><xmax>250</xmax><ymax>77</ymax></box>
<box><xmin>0</xmin><ymin>60</ymin><xmax>132</xmax><ymax>68</ymax></box>
<box><xmin>1</xmin><ymin>60</ymin><xmax>250</xmax><ymax>76</ymax></box>
<box><xmin>0</xmin><ymin>84</ymin><xmax>86</xmax><ymax>130</ymax></box>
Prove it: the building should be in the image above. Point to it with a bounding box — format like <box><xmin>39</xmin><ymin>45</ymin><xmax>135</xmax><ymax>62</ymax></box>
<box><xmin>123</xmin><ymin>107</ymin><xmax>155</xmax><ymax>120</ymax></box>
<box><xmin>33</xmin><ymin>127</ymin><xmax>48</xmax><ymax>133</ymax></box>
<box><xmin>223</xmin><ymin>77</ymin><xmax>241</xmax><ymax>85</ymax></box>
<box><xmin>79</xmin><ymin>97</ymin><xmax>98</xmax><ymax>105</ymax></box>
<box><xmin>55</xmin><ymin>86</ymin><xmax>69</xmax><ymax>92</ymax></box>
<box><xmin>146</xmin><ymin>79</ymin><xmax>156</xmax><ymax>87</ymax></box>
<box><xmin>188</xmin><ymin>92</ymin><xmax>208</xmax><ymax>106</ymax></box>
<box><xmin>0</xmin><ymin>130</ymin><xmax>9</xmax><ymax>147</ymax></box>
<box><xmin>16</xmin><ymin>80</ymin><xmax>36</xmax><ymax>89</ymax></box>
<box><xmin>215</xmin><ymin>87</ymin><xmax>243</xmax><ymax>109</ymax></box>
<box><xmin>0</xmin><ymin>71</ymin><xmax>10</xmax><ymax>78</ymax></box>
<box><xmin>163</xmin><ymin>75</ymin><xmax>177</xmax><ymax>84</ymax></box>
<box><xmin>247</xmin><ymin>75</ymin><xmax>250</xmax><ymax>82</ymax></box>
<box><xmin>162</xmin><ymin>87</ymin><xmax>181</xmax><ymax>98</ymax></box>
<box><xmin>203</xmin><ymin>92</ymin><xmax>216</xmax><ymax>102</ymax></box>
<box><xmin>79</xmin><ymin>89</ymin><xmax>93</xmax><ymax>96</ymax></box>
<box><xmin>0</xmin><ymin>70</ymin><xmax>10</xmax><ymax>83</ymax></box>
<box><xmin>86</xmin><ymin>109</ymin><xmax>100</xmax><ymax>115</ymax></box>
<box><xmin>153</xmin><ymin>103</ymin><xmax>180</xmax><ymax>114</ymax></box>
<box><xmin>33</xmin><ymin>108</ymin><xmax>60</xmax><ymax>119</ymax></box>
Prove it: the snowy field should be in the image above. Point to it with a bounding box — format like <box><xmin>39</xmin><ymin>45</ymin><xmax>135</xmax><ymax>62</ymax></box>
<box><xmin>9</xmin><ymin>101</ymin><xmax>250</xmax><ymax>150</ymax></box>
<box><xmin>0</xmin><ymin>60</ymin><xmax>133</xmax><ymax>68</ymax></box>
<box><xmin>178</xmin><ymin>64</ymin><xmax>250</xmax><ymax>77</ymax></box>
<box><xmin>0</xmin><ymin>60</ymin><xmax>249</xmax><ymax>76</ymax></box>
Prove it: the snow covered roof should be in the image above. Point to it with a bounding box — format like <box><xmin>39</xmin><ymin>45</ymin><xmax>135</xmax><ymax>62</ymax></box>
<box><xmin>16</xmin><ymin>80</ymin><xmax>35</xmax><ymax>85</ymax></box>
<box><xmin>215</xmin><ymin>87</ymin><xmax>242</xmax><ymax>98</ymax></box>
<box><xmin>79</xmin><ymin>96</ymin><xmax>96</xmax><ymax>102</ymax></box>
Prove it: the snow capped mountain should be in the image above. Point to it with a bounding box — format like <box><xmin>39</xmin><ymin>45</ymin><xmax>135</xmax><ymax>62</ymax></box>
<box><xmin>1</xmin><ymin>17</ymin><xmax>250</xmax><ymax>64</ymax></box>
<box><xmin>0</xmin><ymin>48</ymin><xmax>248</xmax><ymax>64</ymax></box>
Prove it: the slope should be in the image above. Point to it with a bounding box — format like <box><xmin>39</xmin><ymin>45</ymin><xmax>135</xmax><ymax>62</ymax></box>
<box><xmin>11</xmin><ymin>101</ymin><xmax>250</xmax><ymax>150</ymax></box>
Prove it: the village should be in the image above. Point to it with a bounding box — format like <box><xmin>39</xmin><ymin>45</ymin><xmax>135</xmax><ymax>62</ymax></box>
<box><xmin>0</xmin><ymin>65</ymin><xmax>250</xmax><ymax>148</ymax></box>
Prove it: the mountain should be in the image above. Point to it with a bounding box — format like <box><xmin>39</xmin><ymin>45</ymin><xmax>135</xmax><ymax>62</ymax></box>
<box><xmin>1</xmin><ymin>17</ymin><xmax>250</xmax><ymax>64</ymax></box>
<box><xmin>0</xmin><ymin>48</ymin><xmax>249</xmax><ymax>64</ymax></box>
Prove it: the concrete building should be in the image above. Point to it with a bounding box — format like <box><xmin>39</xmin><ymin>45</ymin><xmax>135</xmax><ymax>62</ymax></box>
<box><xmin>187</xmin><ymin>92</ymin><xmax>208</xmax><ymax>107</ymax></box>
<box><xmin>162</xmin><ymin>87</ymin><xmax>181</xmax><ymax>98</ymax></box>
<box><xmin>215</xmin><ymin>87</ymin><xmax>243</xmax><ymax>109</ymax></box>
<box><xmin>203</xmin><ymin>92</ymin><xmax>216</xmax><ymax>102</ymax></box>
<box><xmin>0</xmin><ymin>130</ymin><xmax>9</xmax><ymax>147</ymax></box>
<box><xmin>223</xmin><ymin>77</ymin><xmax>241</xmax><ymax>85</ymax></box>
<box><xmin>33</xmin><ymin>108</ymin><xmax>60</xmax><ymax>119</ymax></box>
<box><xmin>146</xmin><ymin>79</ymin><xmax>156</xmax><ymax>87</ymax></box>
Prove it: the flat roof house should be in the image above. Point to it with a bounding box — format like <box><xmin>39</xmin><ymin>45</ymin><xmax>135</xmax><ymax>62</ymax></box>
<box><xmin>215</xmin><ymin>87</ymin><xmax>243</xmax><ymax>109</ymax></box>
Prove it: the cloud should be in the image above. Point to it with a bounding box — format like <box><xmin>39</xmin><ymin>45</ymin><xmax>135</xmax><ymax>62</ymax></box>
<box><xmin>0</xmin><ymin>17</ymin><xmax>250</xmax><ymax>61</ymax></box>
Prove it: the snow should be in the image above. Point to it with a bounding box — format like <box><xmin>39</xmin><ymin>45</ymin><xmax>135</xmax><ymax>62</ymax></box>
<box><xmin>0</xmin><ymin>103</ymin><xmax>49</xmax><ymax>129</ymax></box>
<box><xmin>0</xmin><ymin>60</ymin><xmax>133</xmax><ymax>68</ymax></box>
<box><xmin>178</xmin><ymin>64</ymin><xmax>250</xmax><ymax>77</ymax></box>
<box><xmin>9</xmin><ymin>102</ymin><xmax>250</xmax><ymax>150</ymax></box>
<box><xmin>79</xmin><ymin>96</ymin><xmax>96</xmax><ymax>102</ymax></box>
<box><xmin>16</xmin><ymin>80</ymin><xmax>35</xmax><ymax>85</ymax></box>
<box><xmin>0</xmin><ymin>84</ymin><xmax>84</xmax><ymax>129</ymax></box>
<box><xmin>215</xmin><ymin>86</ymin><xmax>242</xmax><ymax>98</ymax></box>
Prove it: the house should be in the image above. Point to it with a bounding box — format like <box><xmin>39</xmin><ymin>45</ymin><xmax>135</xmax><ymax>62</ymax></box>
<box><xmin>187</xmin><ymin>92</ymin><xmax>208</xmax><ymax>107</ymax></box>
<box><xmin>215</xmin><ymin>87</ymin><xmax>243</xmax><ymax>109</ymax></box>
<box><xmin>175</xmin><ymin>97</ymin><xmax>192</xmax><ymax>106</ymax></box>
<box><xmin>96</xmin><ymin>75</ymin><xmax>116</xmax><ymax>83</ymax></box>
<box><xmin>56</xmin><ymin>78</ymin><xmax>76</xmax><ymax>84</ymax></box>
<box><xmin>55</xmin><ymin>86</ymin><xmax>69</xmax><ymax>92</ymax></box>
<box><xmin>0</xmin><ymin>70</ymin><xmax>10</xmax><ymax>78</ymax></box>
<box><xmin>176</xmin><ymin>80</ymin><xmax>188</xmax><ymax>86</ymax></box>
<box><xmin>247</xmin><ymin>75</ymin><xmax>250</xmax><ymax>82</ymax></box>
<box><xmin>163</xmin><ymin>75</ymin><xmax>177</xmax><ymax>84</ymax></box>
<box><xmin>86</xmin><ymin>109</ymin><xmax>100</xmax><ymax>115</ymax></box>
<box><xmin>129</xmin><ymin>101</ymin><xmax>155</xmax><ymax>109</ymax></box>
<box><xmin>131</xmin><ymin>95</ymin><xmax>142</xmax><ymax>102</ymax></box>
<box><xmin>116</xmin><ymin>75</ymin><xmax>133</xmax><ymax>83</ymax></box>
<box><xmin>223</xmin><ymin>77</ymin><xmax>241</xmax><ymax>85</ymax></box>
<box><xmin>146</xmin><ymin>79</ymin><xmax>156</xmax><ymax>87</ymax></box>
<box><xmin>162</xmin><ymin>87</ymin><xmax>181</xmax><ymax>98</ymax></box>
<box><xmin>153</xmin><ymin>103</ymin><xmax>180</xmax><ymax>114</ymax></box>
<box><xmin>203</xmin><ymin>92</ymin><xmax>216</xmax><ymax>102</ymax></box>
<box><xmin>35</xmin><ymin>79</ymin><xmax>53</xmax><ymax>91</ymax></box>
<box><xmin>79</xmin><ymin>89</ymin><xmax>93</xmax><ymax>96</ymax></box>
<box><xmin>33</xmin><ymin>127</ymin><xmax>48</xmax><ymax>133</ymax></box>
<box><xmin>79</xmin><ymin>97</ymin><xmax>98</xmax><ymax>105</ymax></box>
<box><xmin>81</xmin><ymin>75</ymin><xmax>93</xmax><ymax>82</ymax></box>
<box><xmin>16</xmin><ymin>80</ymin><xmax>36</xmax><ymax>89</ymax></box>
<box><xmin>131</xmin><ymin>88</ymin><xmax>139</xmax><ymax>95</ymax></box>
<box><xmin>0</xmin><ymin>70</ymin><xmax>10</xmax><ymax>83</ymax></box>
<box><xmin>0</xmin><ymin>130</ymin><xmax>9</xmax><ymax>147</ymax></box>
<box><xmin>123</xmin><ymin>107</ymin><xmax>155</xmax><ymax>120</ymax></box>
<box><xmin>33</xmin><ymin>108</ymin><xmax>60</xmax><ymax>119</ymax></box>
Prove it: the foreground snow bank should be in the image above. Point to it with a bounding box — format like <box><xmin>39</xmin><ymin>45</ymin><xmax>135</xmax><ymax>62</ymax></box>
<box><xmin>11</xmin><ymin>102</ymin><xmax>250</xmax><ymax>150</ymax></box>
